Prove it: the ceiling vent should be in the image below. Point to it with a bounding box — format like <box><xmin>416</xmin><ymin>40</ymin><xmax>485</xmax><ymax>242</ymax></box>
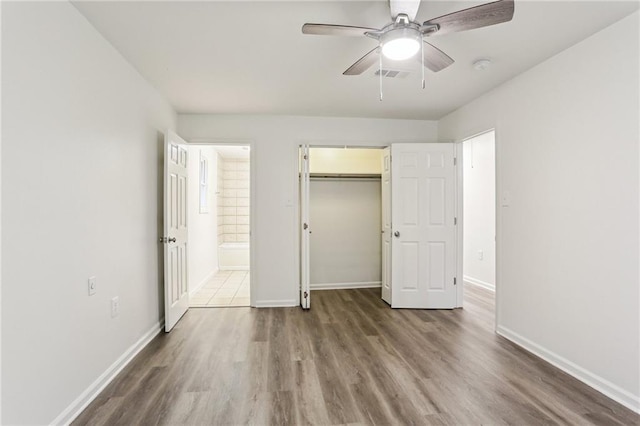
<box><xmin>374</xmin><ymin>69</ymin><xmax>410</xmax><ymax>79</ymax></box>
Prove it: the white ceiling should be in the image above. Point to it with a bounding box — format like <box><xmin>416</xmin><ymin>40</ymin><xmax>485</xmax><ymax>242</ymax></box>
<box><xmin>73</xmin><ymin>1</ymin><xmax>638</xmax><ymax>120</ymax></box>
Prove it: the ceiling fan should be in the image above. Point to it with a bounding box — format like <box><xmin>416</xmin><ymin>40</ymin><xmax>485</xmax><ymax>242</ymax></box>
<box><xmin>302</xmin><ymin>0</ymin><xmax>515</xmax><ymax>76</ymax></box>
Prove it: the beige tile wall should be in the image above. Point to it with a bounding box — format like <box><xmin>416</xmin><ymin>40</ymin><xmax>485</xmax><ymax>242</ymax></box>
<box><xmin>216</xmin><ymin>153</ymin><xmax>225</xmax><ymax>242</ymax></box>
<box><xmin>217</xmin><ymin>158</ymin><xmax>250</xmax><ymax>243</ymax></box>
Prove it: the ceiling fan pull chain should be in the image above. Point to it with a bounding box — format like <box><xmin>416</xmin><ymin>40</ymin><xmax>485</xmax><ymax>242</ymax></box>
<box><xmin>379</xmin><ymin>50</ymin><xmax>383</xmax><ymax>101</ymax></box>
<box><xmin>421</xmin><ymin>40</ymin><xmax>425</xmax><ymax>89</ymax></box>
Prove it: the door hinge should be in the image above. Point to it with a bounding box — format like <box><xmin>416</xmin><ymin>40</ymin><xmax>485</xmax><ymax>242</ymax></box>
<box><xmin>454</xmin><ymin>277</ymin><xmax>457</xmax><ymax>285</ymax></box>
<box><xmin>454</xmin><ymin>217</ymin><xmax>457</xmax><ymax>225</ymax></box>
<box><xmin>453</xmin><ymin>157</ymin><xmax>457</xmax><ymax>166</ymax></box>
<box><xmin>303</xmin><ymin>223</ymin><xmax>309</xmax><ymax>230</ymax></box>
<box><xmin>303</xmin><ymin>154</ymin><xmax>308</xmax><ymax>160</ymax></box>
<box><xmin>303</xmin><ymin>291</ymin><xmax>308</xmax><ymax>298</ymax></box>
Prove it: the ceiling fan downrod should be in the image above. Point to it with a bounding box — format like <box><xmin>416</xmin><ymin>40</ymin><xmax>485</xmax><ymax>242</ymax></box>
<box><xmin>379</xmin><ymin>51</ymin><xmax>383</xmax><ymax>102</ymax></box>
<box><xmin>421</xmin><ymin>38</ymin><xmax>425</xmax><ymax>89</ymax></box>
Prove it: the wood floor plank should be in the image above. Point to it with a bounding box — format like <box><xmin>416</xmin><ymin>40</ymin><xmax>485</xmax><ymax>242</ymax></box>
<box><xmin>309</xmin><ymin>336</ymin><xmax>361</xmax><ymax>425</ymax></box>
<box><xmin>269</xmin><ymin>390</ymin><xmax>297</xmax><ymax>425</ymax></box>
<box><xmin>267</xmin><ymin>308</ymin><xmax>296</xmax><ymax>392</ymax></box>
<box><xmin>349</xmin><ymin>382</ymin><xmax>394</xmax><ymax>425</ymax></box>
<box><xmin>73</xmin><ymin>286</ymin><xmax>640</xmax><ymax>426</ymax></box>
<box><xmin>71</xmin><ymin>396</ymin><xmax>124</xmax><ymax>426</ymax></box>
<box><xmin>292</xmin><ymin>359</ymin><xmax>332</xmax><ymax>426</ymax></box>
<box><xmin>101</xmin><ymin>366</ymin><xmax>168</xmax><ymax>425</ymax></box>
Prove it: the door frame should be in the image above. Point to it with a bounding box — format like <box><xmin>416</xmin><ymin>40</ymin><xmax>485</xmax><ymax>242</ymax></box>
<box><xmin>455</xmin><ymin>128</ymin><xmax>499</xmax><ymax>330</ymax></box>
<box><xmin>187</xmin><ymin>138</ymin><xmax>256</xmax><ymax>308</ymax></box>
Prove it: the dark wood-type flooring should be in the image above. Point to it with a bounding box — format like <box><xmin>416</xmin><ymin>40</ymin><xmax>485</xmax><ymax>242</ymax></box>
<box><xmin>74</xmin><ymin>286</ymin><xmax>639</xmax><ymax>425</ymax></box>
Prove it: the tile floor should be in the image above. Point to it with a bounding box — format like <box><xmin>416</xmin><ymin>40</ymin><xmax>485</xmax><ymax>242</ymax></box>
<box><xmin>190</xmin><ymin>270</ymin><xmax>250</xmax><ymax>307</ymax></box>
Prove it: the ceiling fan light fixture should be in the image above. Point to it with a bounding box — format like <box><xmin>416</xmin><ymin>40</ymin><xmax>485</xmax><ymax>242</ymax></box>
<box><xmin>380</xmin><ymin>28</ymin><xmax>421</xmax><ymax>61</ymax></box>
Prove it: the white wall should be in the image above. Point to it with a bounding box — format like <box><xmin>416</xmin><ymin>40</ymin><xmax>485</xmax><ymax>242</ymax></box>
<box><xmin>310</xmin><ymin>148</ymin><xmax>382</xmax><ymax>175</ymax></box>
<box><xmin>439</xmin><ymin>12</ymin><xmax>639</xmax><ymax>411</ymax></box>
<box><xmin>463</xmin><ymin>131</ymin><xmax>496</xmax><ymax>290</ymax></box>
<box><xmin>187</xmin><ymin>146</ymin><xmax>218</xmax><ymax>294</ymax></box>
<box><xmin>1</xmin><ymin>2</ymin><xmax>176</xmax><ymax>424</ymax></box>
<box><xmin>178</xmin><ymin>115</ymin><xmax>438</xmax><ymax>306</ymax></box>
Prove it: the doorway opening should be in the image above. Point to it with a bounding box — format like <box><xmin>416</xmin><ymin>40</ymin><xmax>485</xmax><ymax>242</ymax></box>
<box><xmin>461</xmin><ymin>130</ymin><xmax>496</xmax><ymax>327</ymax></box>
<box><xmin>187</xmin><ymin>144</ymin><xmax>251</xmax><ymax>308</ymax></box>
<box><xmin>300</xmin><ymin>146</ymin><xmax>386</xmax><ymax>307</ymax></box>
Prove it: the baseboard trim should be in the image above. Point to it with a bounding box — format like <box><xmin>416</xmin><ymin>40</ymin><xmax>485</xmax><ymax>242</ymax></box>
<box><xmin>254</xmin><ymin>299</ymin><xmax>297</xmax><ymax>308</ymax></box>
<box><xmin>51</xmin><ymin>320</ymin><xmax>164</xmax><ymax>425</ymax></box>
<box><xmin>311</xmin><ymin>281</ymin><xmax>382</xmax><ymax>290</ymax></box>
<box><xmin>189</xmin><ymin>269</ymin><xmax>218</xmax><ymax>296</ymax></box>
<box><xmin>463</xmin><ymin>275</ymin><xmax>495</xmax><ymax>291</ymax></box>
<box><xmin>496</xmin><ymin>325</ymin><xmax>640</xmax><ymax>414</ymax></box>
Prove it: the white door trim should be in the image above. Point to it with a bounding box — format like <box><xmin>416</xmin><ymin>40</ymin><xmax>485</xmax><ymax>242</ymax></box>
<box><xmin>455</xmin><ymin>141</ymin><xmax>463</xmax><ymax>308</ymax></box>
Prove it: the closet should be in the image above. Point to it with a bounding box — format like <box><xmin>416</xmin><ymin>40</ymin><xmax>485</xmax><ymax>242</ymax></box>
<box><xmin>307</xmin><ymin>148</ymin><xmax>384</xmax><ymax>291</ymax></box>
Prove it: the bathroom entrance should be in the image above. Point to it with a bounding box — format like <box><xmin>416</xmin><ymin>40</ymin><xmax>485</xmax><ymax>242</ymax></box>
<box><xmin>187</xmin><ymin>144</ymin><xmax>252</xmax><ymax>308</ymax></box>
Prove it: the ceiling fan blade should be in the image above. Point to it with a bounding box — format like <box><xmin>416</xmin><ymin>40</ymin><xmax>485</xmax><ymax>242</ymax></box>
<box><xmin>417</xmin><ymin>41</ymin><xmax>455</xmax><ymax>72</ymax></box>
<box><xmin>343</xmin><ymin>47</ymin><xmax>380</xmax><ymax>75</ymax></box>
<box><xmin>389</xmin><ymin>0</ymin><xmax>421</xmax><ymax>21</ymax></box>
<box><xmin>302</xmin><ymin>23</ymin><xmax>378</xmax><ymax>37</ymax></box>
<box><xmin>423</xmin><ymin>0</ymin><xmax>514</xmax><ymax>36</ymax></box>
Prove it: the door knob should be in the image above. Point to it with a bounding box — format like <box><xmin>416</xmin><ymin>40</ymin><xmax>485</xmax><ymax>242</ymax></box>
<box><xmin>168</xmin><ymin>237</ymin><xmax>177</xmax><ymax>243</ymax></box>
<box><xmin>394</xmin><ymin>231</ymin><xmax>400</xmax><ymax>237</ymax></box>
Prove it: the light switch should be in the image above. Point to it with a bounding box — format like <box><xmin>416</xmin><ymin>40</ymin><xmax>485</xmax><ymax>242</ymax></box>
<box><xmin>88</xmin><ymin>276</ymin><xmax>96</xmax><ymax>296</ymax></box>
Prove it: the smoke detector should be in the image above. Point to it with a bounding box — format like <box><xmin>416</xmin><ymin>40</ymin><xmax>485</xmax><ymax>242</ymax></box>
<box><xmin>473</xmin><ymin>58</ymin><xmax>492</xmax><ymax>71</ymax></box>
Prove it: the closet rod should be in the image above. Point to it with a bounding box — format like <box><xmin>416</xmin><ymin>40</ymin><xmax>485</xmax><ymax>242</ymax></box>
<box><xmin>310</xmin><ymin>173</ymin><xmax>381</xmax><ymax>181</ymax></box>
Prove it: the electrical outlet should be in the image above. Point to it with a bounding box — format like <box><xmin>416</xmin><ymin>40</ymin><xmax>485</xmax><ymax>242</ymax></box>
<box><xmin>477</xmin><ymin>250</ymin><xmax>484</xmax><ymax>260</ymax></box>
<box><xmin>88</xmin><ymin>276</ymin><xmax>96</xmax><ymax>296</ymax></box>
<box><xmin>111</xmin><ymin>296</ymin><xmax>120</xmax><ymax>318</ymax></box>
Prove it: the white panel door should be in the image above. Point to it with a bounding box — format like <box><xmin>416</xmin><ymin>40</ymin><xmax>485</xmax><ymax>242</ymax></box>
<box><xmin>391</xmin><ymin>143</ymin><xmax>457</xmax><ymax>308</ymax></box>
<box><xmin>300</xmin><ymin>145</ymin><xmax>311</xmax><ymax>309</ymax></box>
<box><xmin>164</xmin><ymin>131</ymin><xmax>189</xmax><ymax>331</ymax></box>
<box><xmin>381</xmin><ymin>147</ymin><xmax>392</xmax><ymax>305</ymax></box>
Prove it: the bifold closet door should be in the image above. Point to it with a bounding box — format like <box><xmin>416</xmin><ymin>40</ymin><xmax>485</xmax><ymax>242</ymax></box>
<box><xmin>299</xmin><ymin>145</ymin><xmax>311</xmax><ymax>309</ymax></box>
<box><xmin>381</xmin><ymin>147</ymin><xmax>392</xmax><ymax>305</ymax></box>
